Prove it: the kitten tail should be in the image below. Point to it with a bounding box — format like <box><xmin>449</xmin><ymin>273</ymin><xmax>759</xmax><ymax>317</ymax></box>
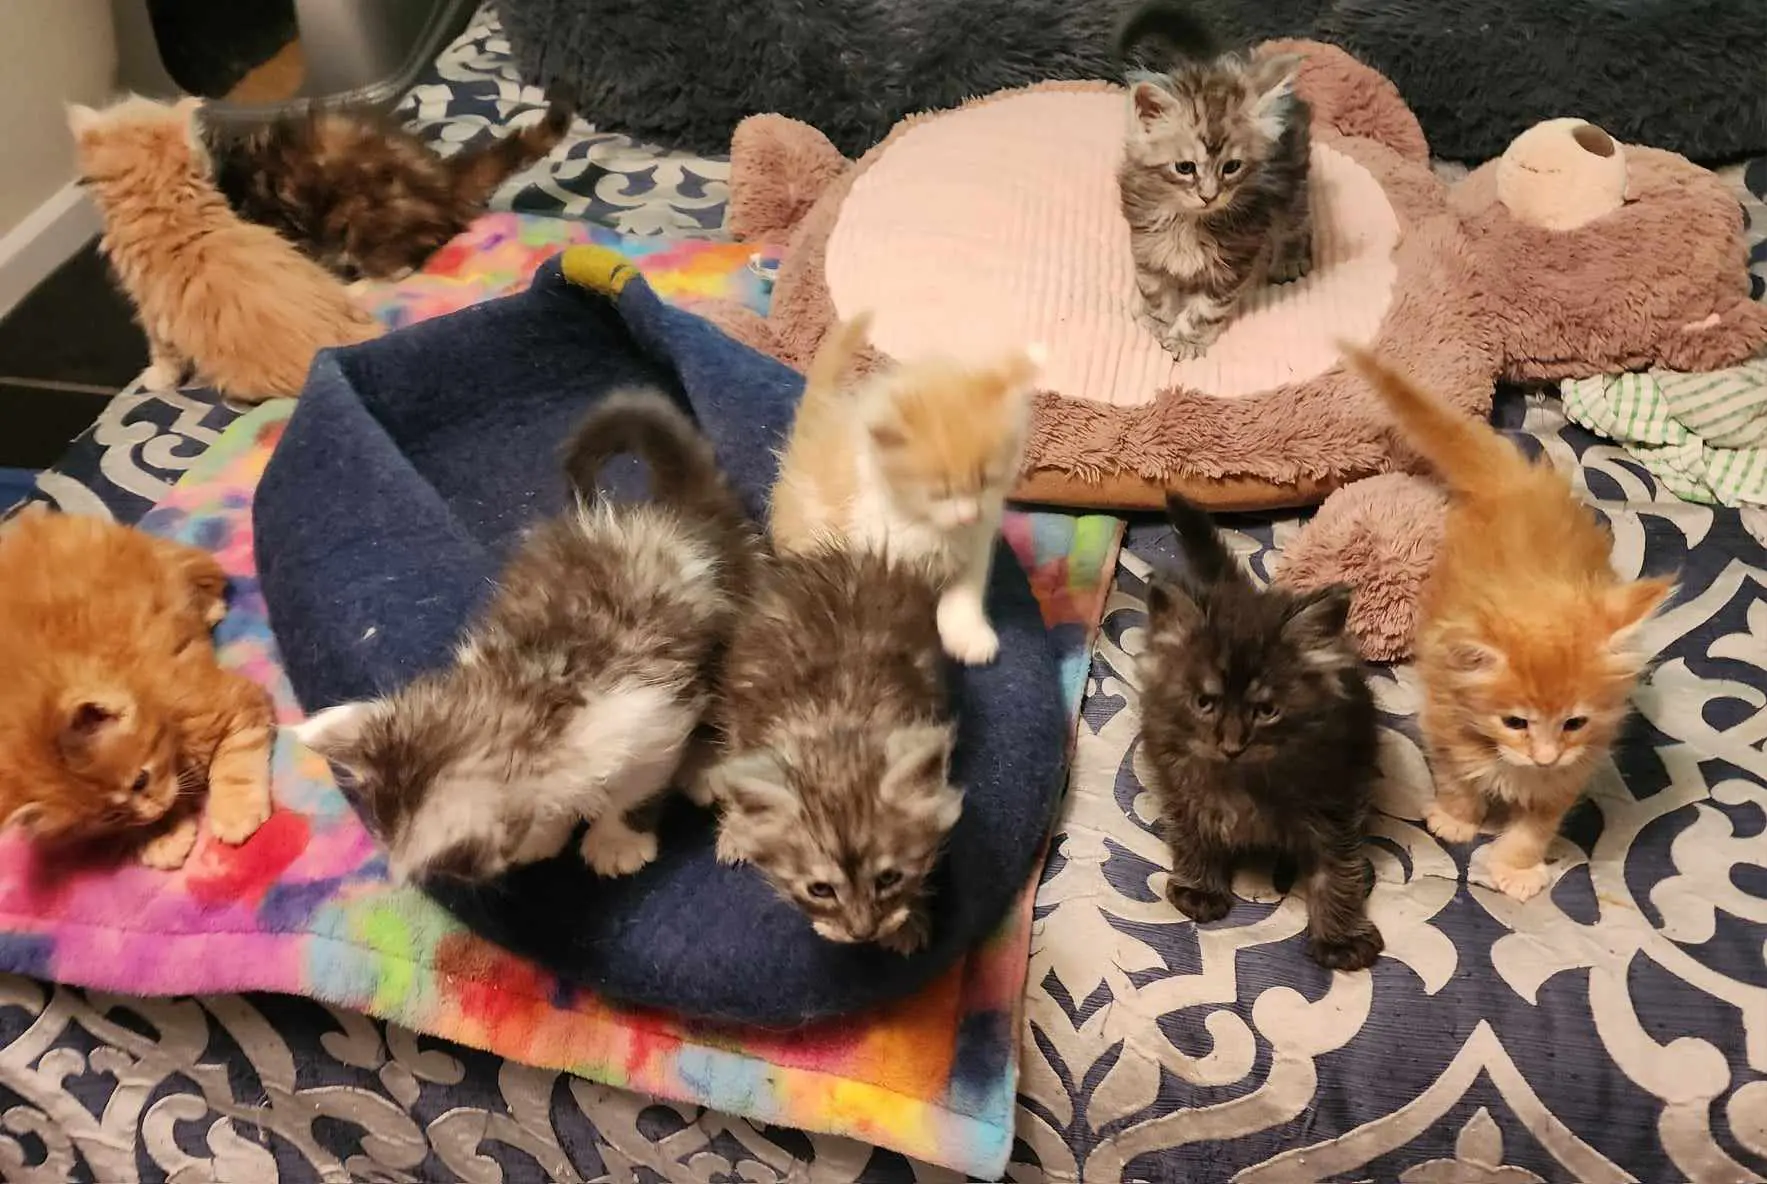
<box><xmin>1117</xmin><ymin>0</ymin><xmax>1219</xmax><ymax>67</ymax></box>
<box><xmin>447</xmin><ymin>95</ymin><xmax>575</xmax><ymax>207</ymax></box>
<box><xmin>1164</xmin><ymin>494</ymin><xmax>1240</xmax><ymax>586</ymax></box>
<box><xmin>1339</xmin><ymin>344</ymin><xmax>1519</xmax><ymax>500</ymax></box>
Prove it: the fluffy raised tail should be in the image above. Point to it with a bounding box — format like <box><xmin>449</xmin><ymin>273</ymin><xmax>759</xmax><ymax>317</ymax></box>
<box><xmin>563</xmin><ymin>388</ymin><xmax>749</xmax><ymax>542</ymax></box>
<box><xmin>1339</xmin><ymin>345</ymin><xmax>1520</xmax><ymax>500</ymax></box>
<box><xmin>1117</xmin><ymin>0</ymin><xmax>1219</xmax><ymax>66</ymax></box>
<box><xmin>1164</xmin><ymin>494</ymin><xmax>1240</xmax><ymax>585</ymax></box>
<box><xmin>448</xmin><ymin>96</ymin><xmax>574</xmax><ymax>207</ymax></box>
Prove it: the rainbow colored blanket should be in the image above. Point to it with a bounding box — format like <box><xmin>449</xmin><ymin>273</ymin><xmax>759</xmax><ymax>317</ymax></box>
<box><xmin>0</xmin><ymin>219</ymin><xmax>1121</xmax><ymax>1179</ymax></box>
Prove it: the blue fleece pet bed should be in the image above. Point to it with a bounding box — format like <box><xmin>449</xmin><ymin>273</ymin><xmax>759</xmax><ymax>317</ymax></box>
<box><xmin>252</xmin><ymin>251</ymin><xmax>1068</xmax><ymax>1026</ymax></box>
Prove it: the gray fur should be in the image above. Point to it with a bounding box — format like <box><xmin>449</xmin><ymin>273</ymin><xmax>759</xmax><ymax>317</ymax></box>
<box><xmin>1118</xmin><ymin>3</ymin><xmax>1313</xmax><ymax>359</ymax></box>
<box><xmin>1138</xmin><ymin>496</ymin><xmax>1383</xmax><ymax>972</ymax></box>
<box><xmin>702</xmin><ymin>546</ymin><xmax>962</xmax><ymax>955</ymax></box>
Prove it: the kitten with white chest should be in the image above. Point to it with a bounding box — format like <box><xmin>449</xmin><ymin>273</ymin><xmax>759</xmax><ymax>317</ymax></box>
<box><xmin>768</xmin><ymin>313</ymin><xmax>1043</xmax><ymax>666</ymax></box>
<box><xmin>1116</xmin><ymin>1</ymin><xmax>1313</xmax><ymax>359</ymax></box>
<box><xmin>297</xmin><ymin>390</ymin><xmax>756</xmax><ymax>883</ymax></box>
<box><xmin>697</xmin><ymin>544</ymin><xmax>963</xmax><ymax>955</ymax></box>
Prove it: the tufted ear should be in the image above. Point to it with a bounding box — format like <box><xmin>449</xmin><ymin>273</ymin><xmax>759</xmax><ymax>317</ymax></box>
<box><xmin>716</xmin><ymin>750</ymin><xmax>798</xmax><ymax>818</ymax></box>
<box><xmin>66</xmin><ymin>103</ymin><xmax>102</xmax><ymax>138</ymax></box>
<box><xmin>880</xmin><ymin>724</ymin><xmax>954</xmax><ymax>799</ymax></box>
<box><xmin>294</xmin><ymin>702</ymin><xmax>373</xmax><ymax>762</ymax></box>
<box><xmin>57</xmin><ymin>692</ymin><xmax>131</xmax><ymax>764</ymax></box>
<box><xmin>1129</xmin><ymin>80</ymin><xmax>1179</xmax><ymax>133</ymax></box>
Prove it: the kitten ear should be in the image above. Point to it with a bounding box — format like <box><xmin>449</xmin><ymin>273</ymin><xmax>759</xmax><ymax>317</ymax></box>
<box><xmin>1440</xmin><ymin>632</ymin><xmax>1504</xmax><ymax>674</ymax></box>
<box><xmin>1146</xmin><ymin>578</ymin><xmax>1203</xmax><ymax>633</ymax></box>
<box><xmin>57</xmin><ymin>694</ymin><xmax>130</xmax><ymax>761</ymax></box>
<box><xmin>880</xmin><ymin>724</ymin><xmax>956</xmax><ymax>799</ymax></box>
<box><xmin>1129</xmin><ymin>80</ymin><xmax>1179</xmax><ymax>131</ymax></box>
<box><xmin>1605</xmin><ymin>577</ymin><xmax>1675</xmax><ymax>652</ymax></box>
<box><xmin>2</xmin><ymin>802</ymin><xmax>44</xmax><ymax>835</ymax></box>
<box><xmin>1247</xmin><ymin>53</ymin><xmax>1302</xmax><ymax>138</ymax></box>
<box><xmin>66</xmin><ymin>103</ymin><xmax>102</xmax><ymax>138</ymax></box>
<box><xmin>716</xmin><ymin>751</ymin><xmax>798</xmax><ymax>817</ymax></box>
<box><xmin>294</xmin><ymin>702</ymin><xmax>374</xmax><ymax>762</ymax></box>
<box><xmin>868</xmin><ymin>419</ymin><xmax>909</xmax><ymax>450</ymax></box>
<box><xmin>1283</xmin><ymin>584</ymin><xmax>1354</xmax><ymax>641</ymax></box>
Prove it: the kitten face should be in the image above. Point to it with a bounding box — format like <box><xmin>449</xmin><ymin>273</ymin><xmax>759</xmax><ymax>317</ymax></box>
<box><xmin>863</xmin><ymin>349</ymin><xmax>1042</xmax><ymax>531</ymax></box>
<box><xmin>1428</xmin><ymin>579</ymin><xmax>1672</xmax><ymax>772</ymax></box>
<box><xmin>1124</xmin><ymin>54</ymin><xmax>1301</xmax><ymax>214</ymax></box>
<box><xmin>6</xmin><ymin>691</ymin><xmax>184</xmax><ymax>842</ymax></box>
<box><xmin>1142</xmin><ymin>578</ymin><xmax>1356</xmax><ymax>766</ymax></box>
<box><xmin>715</xmin><ymin>722</ymin><xmax>961</xmax><ymax>949</ymax></box>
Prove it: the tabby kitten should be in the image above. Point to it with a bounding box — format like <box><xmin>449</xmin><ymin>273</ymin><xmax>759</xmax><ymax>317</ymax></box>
<box><xmin>204</xmin><ymin>97</ymin><xmax>572</xmax><ymax>280</ymax></box>
<box><xmin>298</xmin><ymin>390</ymin><xmax>756</xmax><ymax>883</ymax></box>
<box><xmin>768</xmin><ymin>312</ymin><xmax>1043</xmax><ymax>666</ymax></box>
<box><xmin>0</xmin><ymin>507</ymin><xmax>274</xmax><ymax>870</ymax></box>
<box><xmin>1139</xmin><ymin>496</ymin><xmax>1383</xmax><ymax>971</ymax></box>
<box><xmin>1117</xmin><ymin>1</ymin><xmax>1312</xmax><ymax>359</ymax></box>
<box><xmin>698</xmin><ymin>545</ymin><xmax>962</xmax><ymax>955</ymax></box>
<box><xmin>1343</xmin><ymin>347</ymin><xmax>1674</xmax><ymax>902</ymax></box>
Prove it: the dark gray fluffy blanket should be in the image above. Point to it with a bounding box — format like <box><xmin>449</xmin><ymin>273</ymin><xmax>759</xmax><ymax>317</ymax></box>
<box><xmin>500</xmin><ymin>0</ymin><xmax>1766</xmax><ymax>164</ymax></box>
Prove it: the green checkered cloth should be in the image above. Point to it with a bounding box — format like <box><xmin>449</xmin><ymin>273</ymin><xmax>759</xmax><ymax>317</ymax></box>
<box><xmin>1561</xmin><ymin>359</ymin><xmax>1767</xmax><ymax>506</ymax></box>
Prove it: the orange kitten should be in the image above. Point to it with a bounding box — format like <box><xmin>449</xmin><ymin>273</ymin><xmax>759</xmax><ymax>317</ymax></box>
<box><xmin>68</xmin><ymin>96</ymin><xmax>382</xmax><ymax>401</ymax></box>
<box><xmin>770</xmin><ymin>314</ymin><xmax>1044</xmax><ymax>664</ymax></box>
<box><xmin>1344</xmin><ymin>348</ymin><xmax>1673</xmax><ymax>901</ymax></box>
<box><xmin>0</xmin><ymin>508</ymin><xmax>274</xmax><ymax>870</ymax></box>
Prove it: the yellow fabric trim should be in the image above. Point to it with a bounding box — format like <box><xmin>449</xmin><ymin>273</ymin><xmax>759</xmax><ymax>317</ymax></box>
<box><xmin>560</xmin><ymin>245</ymin><xmax>638</xmax><ymax>297</ymax></box>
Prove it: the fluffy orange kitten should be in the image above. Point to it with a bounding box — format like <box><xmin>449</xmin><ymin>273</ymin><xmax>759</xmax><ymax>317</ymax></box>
<box><xmin>0</xmin><ymin>508</ymin><xmax>274</xmax><ymax>869</ymax></box>
<box><xmin>69</xmin><ymin>96</ymin><xmax>382</xmax><ymax>401</ymax></box>
<box><xmin>1345</xmin><ymin>348</ymin><xmax>1673</xmax><ymax>901</ymax></box>
<box><xmin>769</xmin><ymin>314</ymin><xmax>1044</xmax><ymax>664</ymax></box>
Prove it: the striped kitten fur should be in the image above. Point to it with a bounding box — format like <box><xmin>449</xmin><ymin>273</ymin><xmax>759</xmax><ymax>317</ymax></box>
<box><xmin>1117</xmin><ymin>1</ymin><xmax>1312</xmax><ymax>359</ymax></box>
<box><xmin>205</xmin><ymin>98</ymin><xmax>572</xmax><ymax>280</ymax></box>
<box><xmin>298</xmin><ymin>390</ymin><xmax>756</xmax><ymax>884</ymax></box>
<box><xmin>698</xmin><ymin>545</ymin><xmax>962</xmax><ymax>955</ymax></box>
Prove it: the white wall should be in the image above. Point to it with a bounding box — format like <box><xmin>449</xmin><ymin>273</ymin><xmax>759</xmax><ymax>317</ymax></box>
<box><xmin>0</xmin><ymin>0</ymin><xmax>117</xmax><ymax>236</ymax></box>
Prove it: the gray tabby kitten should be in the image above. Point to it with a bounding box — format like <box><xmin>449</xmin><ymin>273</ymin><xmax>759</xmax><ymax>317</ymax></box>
<box><xmin>1116</xmin><ymin>1</ymin><xmax>1312</xmax><ymax>359</ymax></box>
<box><xmin>697</xmin><ymin>545</ymin><xmax>963</xmax><ymax>955</ymax></box>
<box><xmin>297</xmin><ymin>390</ymin><xmax>756</xmax><ymax>884</ymax></box>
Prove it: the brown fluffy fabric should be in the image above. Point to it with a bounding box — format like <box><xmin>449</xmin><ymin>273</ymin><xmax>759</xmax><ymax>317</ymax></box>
<box><xmin>719</xmin><ymin>40</ymin><xmax>1766</xmax><ymax>514</ymax></box>
<box><xmin>1274</xmin><ymin>473</ymin><xmax>1447</xmax><ymax>661</ymax></box>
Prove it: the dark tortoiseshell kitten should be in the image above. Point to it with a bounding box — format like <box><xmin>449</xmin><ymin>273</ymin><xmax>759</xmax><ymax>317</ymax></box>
<box><xmin>203</xmin><ymin>98</ymin><xmax>572</xmax><ymax>280</ymax></box>
<box><xmin>698</xmin><ymin>545</ymin><xmax>963</xmax><ymax>955</ymax></box>
<box><xmin>1116</xmin><ymin>1</ymin><xmax>1312</xmax><ymax>359</ymax></box>
<box><xmin>1138</xmin><ymin>496</ymin><xmax>1384</xmax><ymax>972</ymax></box>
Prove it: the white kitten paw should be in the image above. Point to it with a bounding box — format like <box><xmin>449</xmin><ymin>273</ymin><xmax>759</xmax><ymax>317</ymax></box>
<box><xmin>1490</xmin><ymin>859</ymin><xmax>1550</xmax><ymax>902</ymax></box>
<box><xmin>207</xmin><ymin>786</ymin><xmax>272</xmax><ymax>846</ymax></box>
<box><xmin>139</xmin><ymin>816</ymin><xmax>200</xmax><ymax>870</ymax></box>
<box><xmin>141</xmin><ymin>361</ymin><xmax>184</xmax><ymax>391</ymax></box>
<box><xmin>938</xmin><ymin>601</ymin><xmax>1000</xmax><ymax>666</ymax></box>
<box><xmin>1161</xmin><ymin>330</ymin><xmax>1216</xmax><ymax>361</ymax></box>
<box><xmin>1424</xmin><ymin>805</ymin><xmax>1481</xmax><ymax>845</ymax></box>
<box><xmin>579</xmin><ymin>819</ymin><xmax>658</xmax><ymax>877</ymax></box>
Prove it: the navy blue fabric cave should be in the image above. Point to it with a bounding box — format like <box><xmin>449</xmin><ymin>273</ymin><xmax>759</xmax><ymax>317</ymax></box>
<box><xmin>252</xmin><ymin>256</ymin><xmax>1068</xmax><ymax>1027</ymax></box>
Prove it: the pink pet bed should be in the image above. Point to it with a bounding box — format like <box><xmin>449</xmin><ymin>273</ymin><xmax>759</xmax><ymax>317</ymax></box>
<box><xmin>706</xmin><ymin>42</ymin><xmax>1766</xmax><ymax>513</ymax></box>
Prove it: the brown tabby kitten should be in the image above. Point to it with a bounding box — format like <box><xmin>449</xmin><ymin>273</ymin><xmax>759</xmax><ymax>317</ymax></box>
<box><xmin>205</xmin><ymin>98</ymin><xmax>573</xmax><ymax>280</ymax></box>
<box><xmin>1117</xmin><ymin>1</ymin><xmax>1312</xmax><ymax>359</ymax></box>
<box><xmin>699</xmin><ymin>545</ymin><xmax>962</xmax><ymax>955</ymax></box>
<box><xmin>1139</xmin><ymin>496</ymin><xmax>1383</xmax><ymax>972</ymax></box>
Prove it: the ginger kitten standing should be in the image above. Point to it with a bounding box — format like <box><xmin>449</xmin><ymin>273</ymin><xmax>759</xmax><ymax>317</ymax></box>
<box><xmin>1344</xmin><ymin>348</ymin><xmax>1673</xmax><ymax>901</ymax></box>
<box><xmin>769</xmin><ymin>314</ymin><xmax>1044</xmax><ymax>664</ymax></box>
<box><xmin>0</xmin><ymin>508</ymin><xmax>273</xmax><ymax>869</ymax></box>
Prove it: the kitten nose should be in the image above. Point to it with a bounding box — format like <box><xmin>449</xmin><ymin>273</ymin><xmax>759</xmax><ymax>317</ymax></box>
<box><xmin>1531</xmin><ymin>742</ymin><xmax>1562</xmax><ymax>766</ymax></box>
<box><xmin>1219</xmin><ymin>735</ymin><xmax>1246</xmax><ymax>759</ymax></box>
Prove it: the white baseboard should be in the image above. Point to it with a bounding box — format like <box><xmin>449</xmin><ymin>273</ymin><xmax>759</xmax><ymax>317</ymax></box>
<box><xmin>0</xmin><ymin>183</ymin><xmax>101</xmax><ymax>320</ymax></box>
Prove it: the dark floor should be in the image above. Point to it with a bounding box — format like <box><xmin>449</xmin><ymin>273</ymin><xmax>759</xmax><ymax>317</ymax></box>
<box><xmin>0</xmin><ymin>241</ymin><xmax>149</xmax><ymax>471</ymax></box>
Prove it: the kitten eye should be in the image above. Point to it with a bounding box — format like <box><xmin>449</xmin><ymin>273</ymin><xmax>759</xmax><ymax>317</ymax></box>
<box><xmin>1169</xmin><ymin>160</ymin><xmax>1197</xmax><ymax>178</ymax></box>
<box><xmin>1562</xmin><ymin>716</ymin><xmax>1588</xmax><ymax>733</ymax></box>
<box><xmin>1221</xmin><ymin>159</ymin><xmax>1243</xmax><ymax>176</ymax></box>
<box><xmin>875</xmin><ymin>869</ymin><xmax>903</xmax><ymax>891</ymax></box>
<box><xmin>806</xmin><ymin>881</ymin><xmax>836</xmax><ymax>900</ymax></box>
<box><xmin>1500</xmin><ymin>716</ymin><xmax>1529</xmax><ymax>731</ymax></box>
<box><xmin>130</xmin><ymin>770</ymin><xmax>150</xmax><ymax>794</ymax></box>
<box><xmin>1194</xmin><ymin>693</ymin><xmax>1218</xmax><ymax>714</ymax></box>
<box><xmin>1252</xmin><ymin>702</ymin><xmax>1279</xmax><ymax>720</ymax></box>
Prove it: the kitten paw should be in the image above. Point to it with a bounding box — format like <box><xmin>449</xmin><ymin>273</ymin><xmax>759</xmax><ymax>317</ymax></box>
<box><xmin>139</xmin><ymin>816</ymin><xmax>200</xmax><ymax>870</ymax></box>
<box><xmin>1424</xmin><ymin>806</ymin><xmax>1481</xmax><ymax>845</ymax></box>
<box><xmin>1308</xmin><ymin>923</ymin><xmax>1384</xmax><ymax>972</ymax></box>
<box><xmin>876</xmin><ymin>910</ymin><xmax>930</xmax><ymax>955</ymax></box>
<box><xmin>207</xmin><ymin>784</ymin><xmax>272</xmax><ymax>846</ymax></box>
<box><xmin>1135</xmin><ymin>307</ymin><xmax>1174</xmax><ymax>340</ymax></box>
<box><xmin>579</xmin><ymin>820</ymin><xmax>658</xmax><ymax>877</ymax></box>
<box><xmin>1269</xmin><ymin>253</ymin><xmax>1312</xmax><ymax>284</ymax></box>
<box><xmin>1159</xmin><ymin>331</ymin><xmax>1216</xmax><ymax>361</ymax></box>
<box><xmin>1490</xmin><ymin>859</ymin><xmax>1550</xmax><ymax>902</ymax></box>
<box><xmin>937</xmin><ymin>602</ymin><xmax>999</xmax><ymax>665</ymax></box>
<box><xmin>140</xmin><ymin>361</ymin><xmax>185</xmax><ymax>392</ymax></box>
<box><xmin>1167</xmin><ymin>882</ymin><xmax>1233</xmax><ymax>923</ymax></box>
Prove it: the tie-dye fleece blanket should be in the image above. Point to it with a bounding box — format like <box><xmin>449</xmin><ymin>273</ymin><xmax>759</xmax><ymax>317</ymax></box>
<box><xmin>0</xmin><ymin>218</ymin><xmax>1122</xmax><ymax>1179</ymax></box>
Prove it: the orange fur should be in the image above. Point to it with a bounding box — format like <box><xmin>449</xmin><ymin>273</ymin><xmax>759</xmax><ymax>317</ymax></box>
<box><xmin>0</xmin><ymin>508</ymin><xmax>273</xmax><ymax>869</ymax></box>
<box><xmin>69</xmin><ymin>96</ymin><xmax>382</xmax><ymax>402</ymax></box>
<box><xmin>1343</xmin><ymin>346</ymin><xmax>1673</xmax><ymax>900</ymax></box>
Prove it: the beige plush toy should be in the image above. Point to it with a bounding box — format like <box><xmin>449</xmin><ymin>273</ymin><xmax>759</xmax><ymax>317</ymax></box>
<box><xmin>1495</xmin><ymin>117</ymin><xmax>1629</xmax><ymax>232</ymax></box>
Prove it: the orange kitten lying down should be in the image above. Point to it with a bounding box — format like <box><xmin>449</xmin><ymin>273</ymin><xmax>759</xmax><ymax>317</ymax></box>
<box><xmin>769</xmin><ymin>314</ymin><xmax>1044</xmax><ymax>664</ymax></box>
<box><xmin>68</xmin><ymin>96</ymin><xmax>382</xmax><ymax>401</ymax></box>
<box><xmin>1344</xmin><ymin>347</ymin><xmax>1673</xmax><ymax>901</ymax></box>
<box><xmin>0</xmin><ymin>508</ymin><xmax>274</xmax><ymax>869</ymax></box>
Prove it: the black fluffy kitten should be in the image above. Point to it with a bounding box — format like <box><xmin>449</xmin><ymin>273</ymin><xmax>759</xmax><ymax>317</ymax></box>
<box><xmin>1138</xmin><ymin>496</ymin><xmax>1383</xmax><ymax>971</ymax></box>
